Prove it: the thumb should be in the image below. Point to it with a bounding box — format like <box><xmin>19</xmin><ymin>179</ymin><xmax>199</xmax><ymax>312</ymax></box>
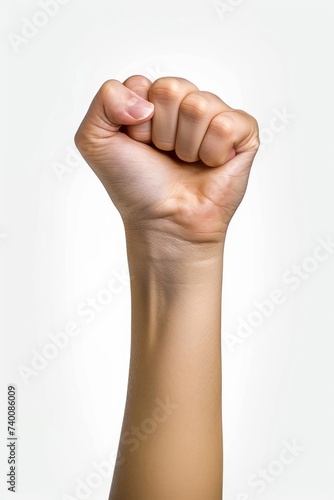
<box><xmin>75</xmin><ymin>79</ymin><xmax>155</xmax><ymax>145</ymax></box>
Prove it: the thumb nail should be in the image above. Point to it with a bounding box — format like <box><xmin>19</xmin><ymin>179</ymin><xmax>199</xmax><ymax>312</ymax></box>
<box><xmin>127</xmin><ymin>97</ymin><xmax>154</xmax><ymax>119</ymax></box>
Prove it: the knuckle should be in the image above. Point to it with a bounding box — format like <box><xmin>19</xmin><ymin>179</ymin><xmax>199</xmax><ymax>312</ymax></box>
<box><xmin>180</xmin><ymin>93</ymin><xmax>210</xmax><ymax>120</ymax></box>
<box><xmin>149</xmin><ymin>77</ymin><xmax>185</xmax><ymax>102</ymax></box>
<box><xmin>252</xmin><ymin>116</ymin><xmax>260</xmax><ymax>135</ymax></box>
<box><xmin>123</xmin><ymin>74</ymin><xmax>152</xmax><ymax>92</ymax></box>
<box><xmin>210</xmin><ymin>115</ymin><xmax>234</xmax><ymax>137</ymax></box>
<box><xmin>251</xmin><ymin>131</ymin><xmax>261</xmax><ymax>150</ymax></box>
<box><xmin>245</xmin><ymin>111</ymin><xmax>260</xmax><ymax>134</ymax></box>
<box><xmin>236</xmin><ymin>109</ymin><xmax>260</xmax><ymax>135</ymax></box>
<box><xmin>251</xmin><ymin>117</ymin><xmax>261</xmax><ymax>149</ymax></box>
<box><xmin>124</xmin><ymin>74</ymin><xmax>151</xmax><ymax>85</ymax></box>
<box><xmin>240</xmin><ymin>111</ymin><xmax>261</xmax><ymax>149</ymax></box>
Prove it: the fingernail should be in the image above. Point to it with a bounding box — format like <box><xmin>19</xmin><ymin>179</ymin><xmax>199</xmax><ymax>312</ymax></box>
<box><xmin>127</xmin><ymin>97</ymin><xmax>154</xmax><ymax>119</ymax></box>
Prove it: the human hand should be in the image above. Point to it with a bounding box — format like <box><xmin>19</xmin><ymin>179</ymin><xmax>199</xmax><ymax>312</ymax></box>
<box><xmin>75</xmin><ymin>75</ymin><xmax>259</xmax><ymax>245</ymax></box>
<box><xmin>75</xmin><ymin>76</ymin><xmax>260</xmax><ymax>498</ymax></box>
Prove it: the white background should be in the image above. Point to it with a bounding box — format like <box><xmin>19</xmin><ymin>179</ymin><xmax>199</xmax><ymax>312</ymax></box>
<box><xmin>1</xmin><ymin>0</ymin><xmax>334</xmax><ymax>499</ymax></box>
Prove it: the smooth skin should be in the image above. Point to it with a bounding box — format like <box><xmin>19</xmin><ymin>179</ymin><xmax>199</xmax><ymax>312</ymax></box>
<box><xmin>75</xmin><ymin>75</ymin><xmax>260</xmax><ymax>500</ymax></box>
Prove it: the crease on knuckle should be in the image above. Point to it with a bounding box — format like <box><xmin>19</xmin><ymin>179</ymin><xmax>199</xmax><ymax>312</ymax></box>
<box><xmin>235</xmin><ymin>110</ymin><xmax>260</xmax><ymax>148</ymax></box>
<box><xmin>180</xmin><ymin>94</ymin><xmax>210</xmax><ymax>120</ymax></box>
<box><xmin>210</xmin><ymin>115</ymin><xmax>234</xmax><ymax>138</ymax></box>
<box><xmin>124</xmin><ymin>74</ymin><xmax>151</xmax><ymax>89</ymax></box>
<box><xmin>149</xmin><ymin>78</ymin><xmax>184</xmax><ymax>102</ymax></box>
<box><xmin>252</xmin><ymin>118</ymin><xmax>261</xmax><ymax>149</ymax></box>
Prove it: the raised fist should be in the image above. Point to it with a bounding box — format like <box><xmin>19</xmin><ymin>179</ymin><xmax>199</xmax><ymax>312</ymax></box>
<box><xmin>75</xmin><ymin>75</ymin><xmax>260</xmax><ymax>244</ymax></box>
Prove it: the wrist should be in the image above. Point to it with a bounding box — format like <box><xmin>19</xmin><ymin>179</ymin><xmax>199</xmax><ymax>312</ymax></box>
<box><xmin>124</xmin><ymin>227</ymin><xmax>224</xmax><ymax>350</ymax></box>
<box><xmin>124</xmin><ymin>226</ymin><xmax>225</xmax><ymax>285</ymax></box>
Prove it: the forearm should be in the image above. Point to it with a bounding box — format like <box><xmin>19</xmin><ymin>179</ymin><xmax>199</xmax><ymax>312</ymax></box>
<box><xmin>75</xmin><ymin>73</ymin><xmax>259</xmax><ymax>500</ymax></box>
<box><xmin>110</xmin><ymin>229</ymin><xmax>225</xmax><ymax>500</ymax></box>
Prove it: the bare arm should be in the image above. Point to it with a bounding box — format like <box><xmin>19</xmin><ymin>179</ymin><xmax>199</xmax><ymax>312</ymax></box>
<box><xmin>75</xmin><ymin>75</ymin><xmax>259</xmax><ymax>500</ymax></box>
<box><xmin>111</xmin><ymin>234</ymin><xmax>224</xmax><ymax>499</ymax></box>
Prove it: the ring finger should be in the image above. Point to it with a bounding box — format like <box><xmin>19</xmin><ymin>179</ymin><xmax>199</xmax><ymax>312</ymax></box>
<box><xmin>175</xmin><ymin>91</ymin><xmax>231</xmax><ymax>163</ymax></box>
